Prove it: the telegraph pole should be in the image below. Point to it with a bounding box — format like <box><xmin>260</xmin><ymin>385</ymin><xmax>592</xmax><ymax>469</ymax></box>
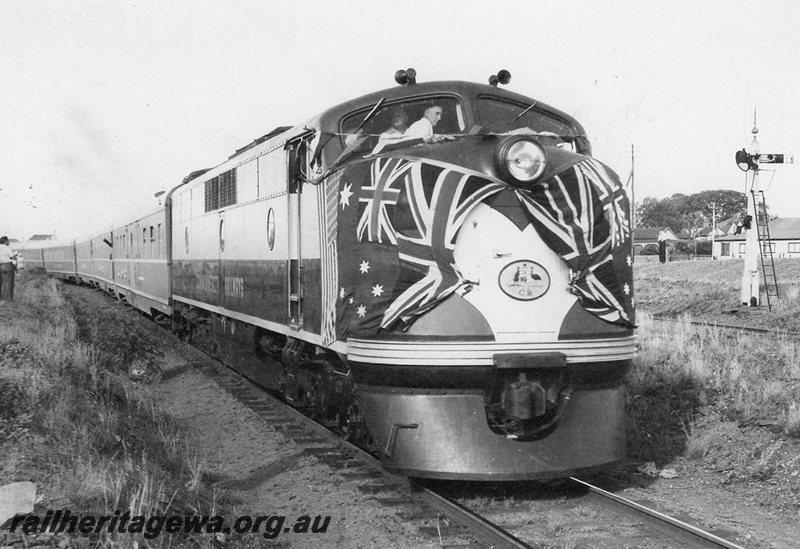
<box><xmin>711</xmin><ymin>202</ymin><xmax>716</xmax><ymax>258</ymax></box>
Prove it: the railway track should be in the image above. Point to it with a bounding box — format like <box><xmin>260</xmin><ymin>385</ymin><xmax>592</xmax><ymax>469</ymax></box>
<box><xmin>650</xmin><ymin>313</ymin><xmax>800</xmax><ymax>338</ymax></box>
<box><xmin>189</xmin><ymin>339</ymin><xmax>750</xmax><ymax>548</ymax></box>
<box><xmin>66</xmin><ymin>283</ymin><xmax>754</xmax><ymax>548</ymax></box>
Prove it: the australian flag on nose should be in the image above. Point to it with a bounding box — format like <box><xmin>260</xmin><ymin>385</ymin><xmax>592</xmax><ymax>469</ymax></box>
<box><xmin>334</xmin><ymin>153</ymin><xmax>634</xmax><ymax>340</ymax></box>
<box><xmin>335</xmin><ymin>157</ymin><xmax>504</xmax><ymax>338</ymax></box>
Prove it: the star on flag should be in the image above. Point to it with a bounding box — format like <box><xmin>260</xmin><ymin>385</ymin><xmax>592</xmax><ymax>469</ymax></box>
<box><xmin>339</xmin><ymin>183</ymin><xmax>354</xmax><ymax>209</ymax></box>
<box><xmin>356</xmin><ymin>305</ymin><xmax>367</xmax><ymax>317</ymax></box>
<box><xmin>371</xmin><ymin>284</ymin><xmax>384</xmax><ymax>297</ymax></box>
<box><xmin>359</xmin><ymin>260</ymin><xmax>370</xmax><ymax>274</ymax></box>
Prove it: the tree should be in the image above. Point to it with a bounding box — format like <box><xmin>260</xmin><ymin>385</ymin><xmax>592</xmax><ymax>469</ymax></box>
<box><xmin>685</xmin><ymin>190</ymin><xmax>747</xmax><ymax>222</ymax></box>
<box><xmin>636</xmin><ymin>190</ymin><xmax>747</xmax><ymax>233</ymax></box>
<box><xmin>637</xmin><ymin>196</ymin><xmax>685</xmax><ymax>232</ymax></box>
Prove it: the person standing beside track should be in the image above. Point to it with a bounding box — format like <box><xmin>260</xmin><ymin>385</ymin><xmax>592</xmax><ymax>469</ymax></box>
<box><xmin>0</xmin><ymin>236</ymin><xmax>17</xmax><ymax>301</ymax></box>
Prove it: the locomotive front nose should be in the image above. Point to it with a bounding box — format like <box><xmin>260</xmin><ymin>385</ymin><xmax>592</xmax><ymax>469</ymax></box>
<box><xmin>495</xmin><ymin>136</ymin><xmax>548</xmax><ymax>187</ymax></box>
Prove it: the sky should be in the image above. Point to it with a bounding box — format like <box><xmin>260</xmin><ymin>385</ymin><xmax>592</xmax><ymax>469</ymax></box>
<box><xmin>1</xmin><ymin>0</ymin><xmax>799</xmax><ymax>241</ymax></box>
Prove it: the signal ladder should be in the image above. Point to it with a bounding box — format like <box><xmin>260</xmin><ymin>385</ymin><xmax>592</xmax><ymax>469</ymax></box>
<box><xmin>752</xmin><ymin>189</ymin><xmax>779</xmax><ymax>310</ymax></box>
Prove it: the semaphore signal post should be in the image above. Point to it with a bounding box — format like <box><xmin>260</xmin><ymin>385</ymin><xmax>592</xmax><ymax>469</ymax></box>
<box><xmin>734</xmin><ymin>114</ymin><xmax>793</xmax><ymax>307</ymax></box>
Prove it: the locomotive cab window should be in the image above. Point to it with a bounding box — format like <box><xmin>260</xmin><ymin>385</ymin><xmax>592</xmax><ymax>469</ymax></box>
<box><xmin>477</xmin><ymin>96</ymin><xmax>589</xmax><ymax>154</ymax></box>
<box><xmin>340</xmin><ymin>96</ymin><xmax>465</xmax><ymax>156</ymax></box>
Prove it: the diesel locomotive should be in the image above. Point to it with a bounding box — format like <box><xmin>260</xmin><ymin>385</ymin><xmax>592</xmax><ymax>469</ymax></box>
<box><xmin>34</xmin><ymin>70</ymin><xmax>636</xmax><ymax>480</ymax></box>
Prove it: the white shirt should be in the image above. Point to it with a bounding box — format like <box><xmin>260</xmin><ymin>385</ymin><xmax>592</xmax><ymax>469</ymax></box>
<box><xmin>404</xmin><ymin>118</ymin><xmax>433</xmax><ymax>140</ymax></box>
<box><xmin>372</xmin><ymin>128</ymin><xmax>405</xmax><ymax>154</ymax></box>
<box><xmin>0</xmin><ymin>244</ymin><xmax>15</xmax><ymax>264</ymax></box>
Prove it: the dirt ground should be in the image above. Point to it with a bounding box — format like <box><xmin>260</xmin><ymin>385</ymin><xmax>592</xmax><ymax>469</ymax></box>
<box><xmin>62</xmin><ymin>284</ymin><xmax>440</xmax><ymax>548</ymax></box>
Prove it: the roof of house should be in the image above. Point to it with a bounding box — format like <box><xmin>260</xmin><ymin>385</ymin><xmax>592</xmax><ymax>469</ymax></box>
<box><xmin>717</xmin><ymin>217</ymin><xmax>800</xmax><ymax>241</ymax></box>
<box><xmin>633</xmin><ymin>227</ymin><xmax>679</xmax><ymax>242</ymax></box>
<box><xmin>28</xmin><ymin>234</ymin><xmax>55</xmax><ymax>241</ymax></box>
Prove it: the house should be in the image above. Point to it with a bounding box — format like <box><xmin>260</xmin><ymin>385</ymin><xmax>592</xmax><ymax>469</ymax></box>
<box><xmin>633</xmin><ymin>227</ymin><xmax>679</xmax><ymax>255</ymax></box>
<box><xmin>695</xmin><ymin>218</ymin><xmax>739</xmax><ymax>240</ymax></box>
<box><xmin>713</xmin><ymin>218</ymin><xmax>800</xmax><ymax>259</ymax></box>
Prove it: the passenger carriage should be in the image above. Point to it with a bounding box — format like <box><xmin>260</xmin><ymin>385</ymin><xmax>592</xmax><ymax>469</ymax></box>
<box><xmin>42</xmin><ymin>241</ymin><xmax>78</xmax><ymax>282</ymax></box>
<box><xmin>110</xmin><ymin>210</ymin><xmax>171</xmax><ymax>319</ymax></box>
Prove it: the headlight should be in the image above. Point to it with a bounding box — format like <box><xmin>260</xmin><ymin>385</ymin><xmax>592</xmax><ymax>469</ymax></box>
<box><xmin>496</xmin><ymin>137</ymin><xmax>547</xmax><ymax>186</ymax></box>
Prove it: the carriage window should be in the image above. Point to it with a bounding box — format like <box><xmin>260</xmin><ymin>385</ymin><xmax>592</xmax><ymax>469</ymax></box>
<box><xmin>477</xmin><ymin>96</ymin><xmax>587</xmax><ymax>153</ymax></box>
<box><xmin>339</xmin><ymin>96</ymin><xmax>465</xmax><ymax>154</ymax></box>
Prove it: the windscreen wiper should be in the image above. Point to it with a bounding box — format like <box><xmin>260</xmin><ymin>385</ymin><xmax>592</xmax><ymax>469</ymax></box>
<box><xmin>502</xmin><ymin>101</ymin><xmax>537</xmax><ymax>129</ymax></box>
<box><xmin>313</xmin><ymin>98</ymin><xmax>386</xmax><ymax>184</ymax></box>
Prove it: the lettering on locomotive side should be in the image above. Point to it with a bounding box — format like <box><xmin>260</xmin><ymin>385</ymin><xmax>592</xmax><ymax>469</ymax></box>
<box><xmin>198</xmin><ymin>274</ymin><xmax>219</xmax><ymax>294</ymax></box>
<box><xmin>224</xmin><ymin>276</ymin><xmax>244</xmax><ymax>299</ymax></box>
<box><xmin>195</xmin><ymin>274</ymin><xmax>243</xmax><ymax>298</ymax></box>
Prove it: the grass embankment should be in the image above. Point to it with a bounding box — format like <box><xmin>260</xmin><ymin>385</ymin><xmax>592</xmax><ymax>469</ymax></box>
<box><xmin>628</xmin><ymin>312</ymin><xmax>800</xmax><ymax>460</ymax></box>
<box><xmin>0</xmin><ymin>272</ymin><xmax>221</xmax><ymax>546</ymax></box>
<box><xmin>628</xmin><ymin>259</ymin><xmax>800</xmax><ymax>500</ymax></box>
<box><xmin>634</xmin><ymin>258</ymin><xmax>800</xmax><ymax>331</ymax></box>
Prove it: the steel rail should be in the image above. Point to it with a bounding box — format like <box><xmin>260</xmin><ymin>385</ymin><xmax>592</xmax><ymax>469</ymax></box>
<box><xmin>570</xmin><ymin>477</ymin><xmax>747</xmax><ymax>549</ymax></box>
<box><xmin>204</xmin><ymin>365</ymin><xmax>532</xmax><ymax>549</ymax></box>
<box><xmin>650</xmin><ymin>314</ymin><xmax>800</xmax><ymax>337</ymax></box>
<box><xmin>416</xmin><ymin>488</ymin><xmax>533</xmax><ymax>549</ymax></box>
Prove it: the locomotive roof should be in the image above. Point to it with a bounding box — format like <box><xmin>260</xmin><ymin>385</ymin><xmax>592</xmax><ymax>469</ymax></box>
<box><xmin>169</xmin><ymin>80</ymin><xmax>586</xmax><ymax>200</ymax></box>
<box><xmin>314</xmin><ymin>80</ymin><xmax>586</xmax><ymax>134</ymax></box>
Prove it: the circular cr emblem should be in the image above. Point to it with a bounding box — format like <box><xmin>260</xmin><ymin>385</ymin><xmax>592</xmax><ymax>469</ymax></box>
<box><xmin>498</xmin><ymin>260</ymin><xmax>550</xmax><ymax>301</ymax></box>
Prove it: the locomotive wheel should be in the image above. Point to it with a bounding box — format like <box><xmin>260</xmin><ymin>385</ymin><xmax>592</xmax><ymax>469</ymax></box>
<box><xmin>258</xmin><ymin>332</ymin><xmax>283</xmax><ymax>356</ymax></box>
<box><xmin>340</xmin><ymin>401</ymin><xmax>370</xmax><ymax>447</ymax></box>
<box><xmin>153</xmin><ymin>313</ymin><xmax>171</xmax><ymax>328</ymax></box>
<box><xmin>305</xmin><ymin>379</ymin><xmax>324</xmax><ymax>419</ymax></box>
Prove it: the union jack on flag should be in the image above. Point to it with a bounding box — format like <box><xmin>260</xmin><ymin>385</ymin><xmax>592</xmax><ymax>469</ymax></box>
<box><xmin>382</xmin><ymin>163</ymin><xmax>504</xmax><ymax>327</ymax></box>
<box><xmin>335</xmin><ymin>159</ymin><xmax>504</xmax><ymax>337</ymax></box>
<box><xmin>356</xmin><ymin>157</ymin><xmax>412</xmax><ymax>244</ymax></box>
<box><xmin>515</xmin><ymin>157</ymin><xmax>633</xmax><ymax>325</ymax></box>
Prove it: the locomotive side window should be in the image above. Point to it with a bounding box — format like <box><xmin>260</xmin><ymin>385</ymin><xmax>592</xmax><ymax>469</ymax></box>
<box><xmin>339</xmin><ymin>96</ymin><xmax>465</xmax><ymax>154</ymax></box>
<box><xmin>477</xmin><ymin>96</ymin><xmax>588</xmax><ymax>154</ymax></box>
<box><xmin>267</xmin><ymin>208</ymin><xmax>275</xmax><ymax>251</ymax></box>
<box><xmin>219</xmin><ymin>219</ymin><xmax>225</xmax><ymax>254</ymax></box>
